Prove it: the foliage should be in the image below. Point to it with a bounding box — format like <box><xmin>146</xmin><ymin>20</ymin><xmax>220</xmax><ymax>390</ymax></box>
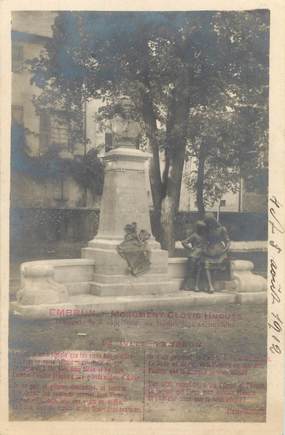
<box><xmin>29</xmin><ymin>11</ymin><xmax>269</xmax><ymax>251</ymax></box>
<box><xmin>71</xmin><ymin>149</ymin><xmax>104</xmax><ymax>197</ymax></box>
<box><xmin>184</xmin><ymin>101</ymin><xmax>268</xmax><ymax>209</ymax></box>
<box><xmin>11</xmin><ymin>121</ymin><xmax>104</xmax><ymax>198</ymax></box>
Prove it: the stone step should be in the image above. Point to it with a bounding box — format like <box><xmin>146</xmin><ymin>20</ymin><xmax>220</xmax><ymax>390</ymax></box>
<box><xmin>90</xmin><ymin>280</ymin><xmax>178</xmax><ymax>297</ymax></box>
<box><xmin>170</xmin><ymin>277</ymin><xmax>236</xmax><ymax>292</ymax></box>
<box><xmin>92</xmin><ymin>272</ymin><xmax>172</xmax><ymax>284</ymax></box>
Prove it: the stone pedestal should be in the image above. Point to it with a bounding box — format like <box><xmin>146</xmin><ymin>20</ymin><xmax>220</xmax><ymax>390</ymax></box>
<box><xmin>17</xmin><ymin>264</ymin><xmax>69</xmax><ymax>305</ymax></box>
<box><xmin>82</xmin><ymin>146</ymin><xmax>176</xmax><ymax>296</ymax></box>
<box><xmin>231</xmin><ymin>260</ymin><xmax>267</xmax><ymax>292</ymax></box>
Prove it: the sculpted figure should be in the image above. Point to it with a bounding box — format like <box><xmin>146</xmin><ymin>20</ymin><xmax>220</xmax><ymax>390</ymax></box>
<box><xmin>117</xmin><ymin>222</ymin><xmax>151</xmax><ymax>276</ymax></box>
<box><xmin>203</xmin><ymin>213</ymin><xmax>231</xmax><ymax>293</ymax></box>
<box><xmin>182</xmin><ymin>214</ymin><xmax>231</xmax><ymax>293</ymax></box>
<box><xmin>181</xmin><ymin>220</ymin><xmax>208</xmax><ymax>292</ymax></box>
<box><xmin>111</xmin><ymin>96</ymin><xmax>141</xmax><ymax>149</ymax></box>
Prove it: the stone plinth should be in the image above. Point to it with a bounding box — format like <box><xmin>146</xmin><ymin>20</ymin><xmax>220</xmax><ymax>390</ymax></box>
<box><xmin>17</xmin><ymin>264</ymin><xmax>69</xmax><ymax>306</ymax></box>
<box><xmin>91</xmin><ymin>147</ymin><xmax>154</xmax><ymax>240</ymax></box>
<box><xmin>82</xmin><ymin>146</ymin><xmax>176</xmax><ymax>297</ymax></box>
<box><xmin>231</xmin><ymin>260</ymin><xmax>267</xmax><ymax>292</ymax></box>
<box><xmin>20</xmin><ymin>259</ymin><xmax>95</xmax><ymax>296</ymax></box>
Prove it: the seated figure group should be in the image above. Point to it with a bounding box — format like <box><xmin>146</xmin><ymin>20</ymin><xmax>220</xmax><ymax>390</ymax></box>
<box><xmin>181</xmin><ymin>213</ymin><xmax>231</xmax><ymax>293</ymax></box>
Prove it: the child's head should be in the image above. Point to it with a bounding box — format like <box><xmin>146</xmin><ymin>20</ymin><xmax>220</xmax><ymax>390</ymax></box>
<box><xmin>139</xmin><ymin>229</ymin><xmax>150</xmax><ymax>241</ymax></box>
<box><xmin>124</xmin><ymin>222</ymin><xmax>137</xmax><ymax>234</ymax></box>
<box><xmin>196</xmin><ymin>220</ymin><xmax>207</xmax><ymax>235</ymax></box>
<box><xmin>204</xmin><ymin>213</ymin><xmax>219</xmax><ymax>230</ymax></box>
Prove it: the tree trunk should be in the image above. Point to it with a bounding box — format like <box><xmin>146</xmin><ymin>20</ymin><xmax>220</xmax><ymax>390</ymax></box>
<box><xmin>196</xmin><ymin>143</ymin><xmax>206</xmax><ymax>218</ymax></box>
<box><xmin>139</xmin><ymin>44</ymin><xmax>191</xmax><ymax>252</ymax></box>
<box><xmin>160</xmin><ymin>146</ymin><xmax>186</xmax><ymax>254</ymax></box>
<box><xmin>159</xmin><ymin>75</ymin><xmax>190</xmax><ymax>255</ymax></box>
<box><xmin>140</xmin><ymin>93</ymin><xmax>163</xmax><ymax>239</ymax></box>
<box><xmin>148</xmin><ymin>142</ymin><xmax>162</xmax><ymax>240</ymax></box>
<box><xmin>160</xmin><ymin>195</ymin><xmax>176</xmax><ymax>253</ymax></box>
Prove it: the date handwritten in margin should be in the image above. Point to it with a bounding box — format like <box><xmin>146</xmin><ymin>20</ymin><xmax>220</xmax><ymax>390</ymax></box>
<box><xmin>268</xmin><ymin>195</ymin><xmax>284</xmax><ymax>356</ymax></box>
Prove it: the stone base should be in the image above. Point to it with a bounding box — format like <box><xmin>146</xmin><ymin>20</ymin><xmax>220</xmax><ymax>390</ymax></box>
<box><xmin>17</xmin><ymin>264</ymin><xmax>69</xmax><ymax>306</ymax></box>
<box><xmin>83</xmin><ymin>241</ymin><xmax>173</xmax><ymax>296</ymax></box>
<box><xmin>167</xmin><ymin>277</ymin><xmax>235</xmax><ymax>292</ymax></box>
<box><xmin>82</xmin><ymin>244</ymin><xmax>168</xmax><ymax>275</ymax></box>
<box><xmin>235</xmin><ymin>292</ymin><xmax>267</xmax><ymax>304</ymax></box>
<box><xmin>10</xmin><ymin>291</ymin><xmax>238</xmax><ymax>320</ymax></box>
<box><xmin>90</xmin><ymin>279</ymin><xmax>177</xmax><ymax>296</ymax></box>
<box><xmin>19</xmin><ymin>259</ymin><xmax>95</xmax><ymax>298</ymax></box>
<box><xmin>231</xmin><ymin>260</ymin><xmax>267</xmax><ymax>292</ymax></box>
<box><xmin>11</xmin><ymin>256</ymin><xmax>267</xmax><ymax>320</ymax></box>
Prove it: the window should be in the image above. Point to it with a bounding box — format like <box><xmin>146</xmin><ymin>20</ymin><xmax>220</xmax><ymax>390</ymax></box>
<box><xmin>12</xmin><ymin>105</ymin><xmax>24</xmax><ymax>124</ymax></box>
<box><xmin>50</xmin><ymin>116</ymin><xmax>69</xmax><ymax>147</ymax></box>
<box><xmin>12</xmin><ymin>44</ymin><xmax>24</xmax><ymax>73</ymax></box>
<box><xmin>220</xmin><ymin>199</ymin><xmax>226</xmax><ymax>207</ymax></box>
<box><xmin>39</xmin><ymin>111</ymin><xmax>70</xmax><ymax>153</ymax></box>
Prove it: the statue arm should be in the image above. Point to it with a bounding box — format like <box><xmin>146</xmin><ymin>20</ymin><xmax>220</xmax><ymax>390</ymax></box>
<box><xmin>181</xmin><ymin>233</ymin><xmax>197</xmax><ymax>250</ymax></box>
<box><xmin>220</xmin><ymin>226</ymin><xmax>231</xmax><ymax>251</ymax></box>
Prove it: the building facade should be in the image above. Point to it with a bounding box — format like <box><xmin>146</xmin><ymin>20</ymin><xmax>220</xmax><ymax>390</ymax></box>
<box><xmin>11</xmin><ymin>12</ymin><xmax>100</xmax><ymax>209</ymax></box>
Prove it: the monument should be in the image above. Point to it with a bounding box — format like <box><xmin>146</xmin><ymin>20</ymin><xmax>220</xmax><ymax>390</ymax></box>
<box><xmin>10</xmin><ymin>97</ymin><xmax>267</xmax><ymax>319</ymax></box>
<box><xmin>82</xmin><ymin>97</ymin><xmax>174</xmax><ymax>296</ymax></box>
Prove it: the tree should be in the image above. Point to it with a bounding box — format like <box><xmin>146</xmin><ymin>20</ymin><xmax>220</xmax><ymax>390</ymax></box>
<box><xmin>30</xmin><ymin>11</ymin><xmax>269</xmax><ymax>253</ymax></box>
<box><xmin>71</xmin><ymin>148</ymin><xmax>104</xmax><ymax>199</ymax></box>
<box><xmin>184</xmin><ymin>101</ymin><xmax>268</xmax><ymax>216</ymax></box>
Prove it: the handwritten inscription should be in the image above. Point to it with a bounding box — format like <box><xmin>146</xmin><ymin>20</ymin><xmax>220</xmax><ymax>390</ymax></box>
<box><xmin>269</xmin><ymin>196</ymin><xmax>284</xmax><ymax>235</ymax></box>
<box><xmin>268</xmin><ymin>196</ymin><xmax>283</xmax><ymax>356</ymax></box>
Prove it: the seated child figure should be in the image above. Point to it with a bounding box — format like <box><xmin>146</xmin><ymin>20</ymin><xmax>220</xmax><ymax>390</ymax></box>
<box><xmin>181</xmin><ymin>220</ymin><xmax>207</xmax><ymax>291</ymax></box>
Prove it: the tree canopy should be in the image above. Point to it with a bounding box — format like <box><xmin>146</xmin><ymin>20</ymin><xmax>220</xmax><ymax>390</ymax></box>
<box><xmin>30</xmin><ymin>10</ymin><xmax>269</xmax><ymax>252</ymax></box>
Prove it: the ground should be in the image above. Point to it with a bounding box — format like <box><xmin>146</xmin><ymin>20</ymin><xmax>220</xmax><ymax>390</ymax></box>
<box><xmin>9</xmin><ymin>303</ymin><xmax>267</xmax><ymax>422</ymax></box>
<box><xmin>9</xmin><ymin>240</ymin><xmax>267</xmax><ymax>422</ymax></box>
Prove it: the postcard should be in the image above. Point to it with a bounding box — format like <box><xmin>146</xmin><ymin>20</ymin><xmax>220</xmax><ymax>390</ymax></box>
<box><xmin>0</xmin><ymin>1</ymin><xmax>284</xmax><ymax>434</ymax></box>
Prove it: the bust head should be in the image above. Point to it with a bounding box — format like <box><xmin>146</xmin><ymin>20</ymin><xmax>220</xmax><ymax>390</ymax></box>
<box><xmin>112</xmin><ymin>96</ymin><xmax>140</xmax><ymax>148</ymax></box>
<box><xmin>118</xmin><ymin>96</ymin><xmax>134</xmax><ymax>118</ymax></box>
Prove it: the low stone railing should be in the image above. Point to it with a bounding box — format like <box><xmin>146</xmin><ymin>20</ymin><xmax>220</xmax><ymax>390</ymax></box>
<box><xmin>11</xmin><ymin>241</ymin><xmax>267</xmax><ymax>317</ymax></box>
<box><xmin>18</xmin><ymin>259</ymin><xmax>95</xmax><ymax>305</ymax></box>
